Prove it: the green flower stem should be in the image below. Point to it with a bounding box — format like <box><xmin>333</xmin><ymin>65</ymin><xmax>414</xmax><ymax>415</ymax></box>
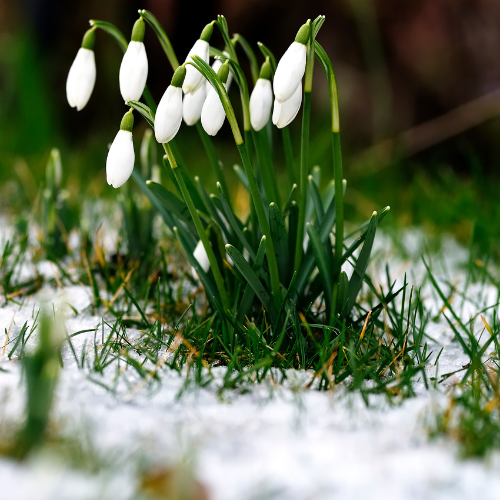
<box><xmin>333</xmin><ymin>131</ymin><xmax>343</xmax><ymax>262</ymax></box>
<box><xmin>232</xmin><ymin>34</ymin><xmax>259</xmax><ymax>84</ymax></box>
<box><xmin>195</xmin><ymin>121</ymin><xmax>230</xmax><ymax>200</ymax></box>
<box><xmin>281</xmin><ymin>126</ymin><xmax>296</xmax><ymax>185</ymax></box>
<box><xmin>253</xmin><ymin>128</ymin><xmax>281</xmax><ymax>207</ymax></box>
<box><xmin>163</xmin><ymin>142</ymin><xmax>230</xmax><ymax>312</ymax></box>
<box><xmin>294</xmin><ymin>26</ymin><xmax>314</xmax><ymax>272</ymax></box>
<box><xmin>89</xmin><ymin>20</ymin><xmax>157</xmax><ymax>112</ymax></box>
<box><xmin>186</xmin><ymin>56</ymin><xmax>281</xmax><ymax>302</ymax></box>
<box><xmin>237</xmin><ymin>143</ymin><xmax>281</xmax><ymax>303</ymax></box>
<box><xmin>140</xmin><ymin>9</ymin><xmax>179</xmax><ymax>70</ymax></box>
<box><xmin>294</xmin><ymin>90</ymin><xmax>312</xmax><ymax>272</ymax></box>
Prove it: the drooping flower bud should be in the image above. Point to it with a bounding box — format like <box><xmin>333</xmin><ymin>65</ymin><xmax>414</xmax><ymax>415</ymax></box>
<box><xmin>106</xmin><ymin>109</ymin><xmax>135</xmax><ymax>188</ymax></box>
<box><xmin>272</xmin><ymin>81</ymin><xmax>302</xmax><ymax>129</ymax></box>
<box><xmin>119</xmin><ymin>18</ymin><xmax>148</xmax><ymax>103</ymax></box>
<box><xmin>201</xmin><ymin>61</ymin><xmax>229</xmax><ymax>136</ymax></box>
<box><xmin>206</xmin><ymin>53</ymin><xmax>233</xmax><ymax>93</ymax></box>
<box><xmin>155</xmin><ymin>66</ymin><xmax>186</xmax><ymax>143</ymax></box>
<box><xmin>182</xmin><ymin>85</ymin><xmax>207</xmax><ymax>126</ymax></box>
<box><xmin>182</xmin><ymin>23</ymin><xmax>213</xmax><ymax>95</ymax></box>
<box><xmin>66</xmin><ymin>28</ymin><xmax>96</xmax><ymax>111</ymax></box>
<box><xmin>273</xmin><ymin>22</ymin><xmax>310</xmax><ymax>103</ymax></box>
<box><xmin>249</xmin><ymin>59</ymin><xmax>273</xmax><ymax>131</ymax></box>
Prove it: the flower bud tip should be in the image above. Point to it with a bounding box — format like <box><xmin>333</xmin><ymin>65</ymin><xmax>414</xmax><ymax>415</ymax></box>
<box><xmin>171</xmin><ymin>65</ymin><xmax>187</xmax><ymax>87</ymax></box>
<box><xmin>295</xmin><ymin>22</ymin><xmax>311</xmax><ymax>45</ymax></box>
<box><xmin>81</xmin><ymin>28</ymin><xmax>95</xmax><ymax>50</ymax></box>
<box><xmin>120</xmin><ymin>109</ymin><xmax>134</xmax><ymax>132</ymax></box>
<box><xmin>200</xmin><ymin>23</ymin><xmax>214</xmax><ymax>42</ymax></box>
<box><xmin>131</xmin><ymin>17</ymin><xmax>145</xmax><ymax>42</ymax></box>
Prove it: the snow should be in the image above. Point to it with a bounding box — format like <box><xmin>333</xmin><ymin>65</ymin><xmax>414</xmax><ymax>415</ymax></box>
<box><xmin>1</xmin><ymin>228</ymin><xmax>500</xmax><ymax>499</ymax></box>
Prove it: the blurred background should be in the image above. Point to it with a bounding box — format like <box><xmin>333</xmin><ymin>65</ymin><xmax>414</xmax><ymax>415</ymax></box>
<box><xmin>2</xmin><ymin>0</ymin><xmax>500</xmax><ymax>253</ymax></box>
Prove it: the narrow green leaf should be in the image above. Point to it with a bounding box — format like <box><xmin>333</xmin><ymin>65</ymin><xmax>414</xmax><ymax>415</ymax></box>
<box><xmin>128</xmin><ymin>100</ymin><xmax>155</xmax><ymax>128</ymax></box>
<box><xmin>146</xmin><ymin>181</ymin><xmax>197</xmax><ymax>234</ymax></box>
<box><xmin>269</xmin><ymin>202</ymin><xmax>289</xmax><ymax>283</ymax></box>
<box><xmin>233</xmin><ymin>34</ymin><xmax>259</xmax><ymax>83</ymax></box>
<box><xmin>174</xmin><ymin>228</ymin><xmax>221</xmax><ymax>312</ymax></box>
<box><xmin>337</xmin><ymin>271</ymin><xmax>349</xmax><ymax>318</ymax></box>
<box><xmin>238</xmin><ymin>236</ymin><xmax>267</xmax><ymax>321</ymax></box>
<box><xmin>257</xmin><ymin>42</ymin><xmax>277</xmax><ymax>73</ymax></box>
<box><xmin>217</xmin><ymin>183</ymin><xmax>255</xmax><ymax>260</ymax></box>
<box><xmin>233</xmin><ymin>165</ymin><xmax>249</xmax><ymax>192</ymax></box>
<box><xmin>306</xmin><ymin>223</ymin><xmax>333</xmax><ymax>313</ymax></box>
<box><xmin>140</xmin><ymin>9</ymin><xmax>179</xmax><ymax>70</ymax></box>
<box><xmin>90</xmin><ymin>20</ymin><xmax>128</xmax><ymax>51</ymax></box>
<box><xmin>225</xmin><ymin>244</ymin><xmax>276</xmax><ymax>320</ymax></box>
<box><xmin>346</xmin><ymin>212</ymin><xmax>378</xmax><ymax>316</ymax></box>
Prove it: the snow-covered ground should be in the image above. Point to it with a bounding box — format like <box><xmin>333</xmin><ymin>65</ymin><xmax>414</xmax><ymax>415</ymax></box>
<box><xmin>1</xmin><ymin>228</ymin><xmax>500</xmax><ymax>500</ymax></box>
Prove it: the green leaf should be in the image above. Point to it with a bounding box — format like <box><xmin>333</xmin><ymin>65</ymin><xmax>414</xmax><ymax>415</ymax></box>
<box><xmin>337</xmin><ymin>207</ymin><xmax>390</xmax><ymax>272</ymax></box>
<box><xmin>194</xmin><ymin>178</ymin><xmax>233</xmax><ymax>244</ymax></box>
<box><xmin>269</xmin><ymin>202</ymin><xmax>289</xmax><ymax>283</ymax></box>
<box><xmin>233</xmin><ymin>165</ymin><xmax>249</xmax><ymax>192</ymax></box>
<box><xmin>311</xmin><ymin>15</ymin><xmax>326</xmax><ymax>39</ymax></box>
<box><xmin>90</xmin><ymin>20</ymin><xmax>128</xmax><ymax>52</ymax></box>
<box><xmin>257</xmin><ymin>42</ymin><xmax>277</xmax><ymax>73</ymax></box>
<box><xmin>306</xmin><ymin>223</ymin><xmax>333</xmax><ymax>314</ymax></box>
<box><xmin>287</xmin><ymin>201</ymin><xmax>299</xmax><ymax>278</ymax></box>
<box><xmin>146</xmin><ymin>181</ymin><xmax>197</xmax><ymax>235</ymax></box>
<box><xmin>128</xmin><ymin>100</ymin><xmax>155</xmax><ymax>128</ymax></box>
<box><xmin>346</xmin><ymin>212</ymin><xmax>378</xmax><ymax>316</ymax></box>
<box><xmin>174</xmin><ymin>228</ymin><xmax>221</xmax><ymax>312</ymax></box>
<box><xmin>233</xmin><ymin>34</ymin><xmax>259</xmax><ymax>83</ymax></box>
<box><xmin>308</xmin><ymin>175</ymin><xmax>324</xmax><ymax>224</ymax></box>
<box><xmin>140</xmin><ymin>10</ymin><xmax>179</xmax><ymax>70</ymax></box>
<box><xmin>225</xmin><ymin>244</ymin><xmax>276</xmax><ymax>321</ymax></box>
<box><xmin>337</xmin><ymin>271</ymin><xmax>349</xmax><ymax>318</ymax></box>
<box><xmin>238</xmin><ymin>236</ymin><xmax>267</xmax><ymax>321</ymax></box>
<box><xmin>217</xmin><ymin>183</ymin><xmax>255</xmax><ymax>260</ymax></box>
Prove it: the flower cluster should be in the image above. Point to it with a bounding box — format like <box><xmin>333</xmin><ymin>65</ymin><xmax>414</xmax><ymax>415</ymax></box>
<box><xmin>66</xmin><ymin>16</ymin><xmax>312</xmax><ymax>189</ymax></box>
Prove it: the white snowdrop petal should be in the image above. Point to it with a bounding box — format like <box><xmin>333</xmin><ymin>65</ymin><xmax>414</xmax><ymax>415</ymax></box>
<box><xmin>182</xmin><ymin>40</ymin><xmax>210</xmax><ymax>94</ymax></box>
<box><xmin>66</xmin><ymin>48</ymin><xmax>96</xmax><ymax>111</ymax></box>
<box><xmin>250</xmin><ymin>79</ymin><xmax>273</xmax><ymax>131</ymax></box>
<box><xmin>154</xmin><ymin>86</ymin><xmax>183</xmax><ymax>143</ymax></box>
<box><xmin>201</xmin><ymin>87</ymin><xmax>227</xmax><ymax>136</ymax></box>
<box><xmin>191</xmin><ymin>240</ymin><xmax>211</xmax><ymax>279</ymax></box>
<box><xmin>273</xmin><ymin>42</ymin><xmax>307</xmax><ymax>103</ymax></box>
<box><xmin>183</xmin><ymin>85</ymin><xmax>207</xmax><ymax>126</ymax></box>
<box><xmin>119</xmin><ymin>41</ymin><xmax>148</xmax><ymax>103</ymax></box>
<box><xmin>106</xmin><ymin>130</ymin><xmax>135</xmax><ymax>188</ymax></box>
<box><xmin>272</xmin><ymin>82</ymin><xmax>302</xmax><ymax>129</ymax></box>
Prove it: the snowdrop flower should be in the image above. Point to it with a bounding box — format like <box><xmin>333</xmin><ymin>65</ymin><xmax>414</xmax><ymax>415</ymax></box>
<box><xmin>249</xmin><ymin>59</ymin><xmax>273</xmax><ymax>131</ymax></box>
<box><xmin>201</xmin><ymin>61</ymin><xmax>229</xmax><ymax>136</ymax></box>
<box><xmin>272</xmin><ymin>81</ymin><xmax>302</xmax><ymax>129</ymax></box>
<box><xmin>155</xmin><ymin>66</ymin><xmax>186</xmax><ymax>143</ymax></box>
<box><xmin>66</xmin><ymin>29</ymin><xmax>96</xmax><ymax>111</ymax></box>
<box><xmin>273</xmin><ymin>22</ymin><xmax>310</xmax><ymax>103</ymax></box>
<box><xmin>182</xmin><ymin>23</ymin><xmax>213</xmax><ymax>95</ymax></box>
<box><xmin>119</xmin><ymin>18</ymin><xmax>148</xmax><ymax>103</ymax></box>
<box><xmin>191</xmin><ymin>240</ymin><xmax>210</xmax><ymax>279</ymax></box>
<box><xmin>182</xmin><ymin>85</ymin><xmax>207</xmax><ymax>126</ymax></box>
<box><xmin>106</xmin><ymin>109</ymin><xmax>135</xmax><ymax>188</ymax></box>
<box><xmin>206</xmin><ymin>53</ymin><xmax>233</xmax><ymax>93</ymax></box>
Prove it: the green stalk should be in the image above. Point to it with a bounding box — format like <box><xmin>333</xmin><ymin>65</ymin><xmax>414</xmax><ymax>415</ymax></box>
<box><xmin>333</xmin><ymin>131</ymin><xmax>343</xmax><ymax>261</ymax></box>
<box><xmin>237</xmin><ymin>142</ymin><xmax>281</xmax><ymax>303</ymax></box>
<box><xmin>281</xmin><ymin>126</ymin><xmax>296</xmax><ymax>185</ymax></box>
<box><xmin>195</xmin><ymin>121</ymin><xmax>229</xmax><ymax>199</ymax></box>
<box><xmin>187</xmin><ymin>56</ymin><xmax>281</xmax><ymax>303</ymax></box>
<box><xmin>253</xmin><ymin>129</ymin><xmax>281</xmax><ymax>207</ymax></box>
<box><xmin>163</xmin><ymin>142</ymin><xmax>230</xmax><ymax>312</ymax></box>
<box><xmin>294</xmin><ymin>91</ymin><xmax>312</xmax><ymax>272</ymax></box>
<box><xmin>294</xmin><ymin>27</ymin><xmax>315</xmax><ymax>272</ymax></box>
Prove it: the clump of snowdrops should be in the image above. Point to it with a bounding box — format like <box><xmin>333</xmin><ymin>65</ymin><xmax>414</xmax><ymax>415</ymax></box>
<box><xmin>67</xmin><ymin>11</ymin><xmax>391</xmax><ymax>352</ymax></box>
